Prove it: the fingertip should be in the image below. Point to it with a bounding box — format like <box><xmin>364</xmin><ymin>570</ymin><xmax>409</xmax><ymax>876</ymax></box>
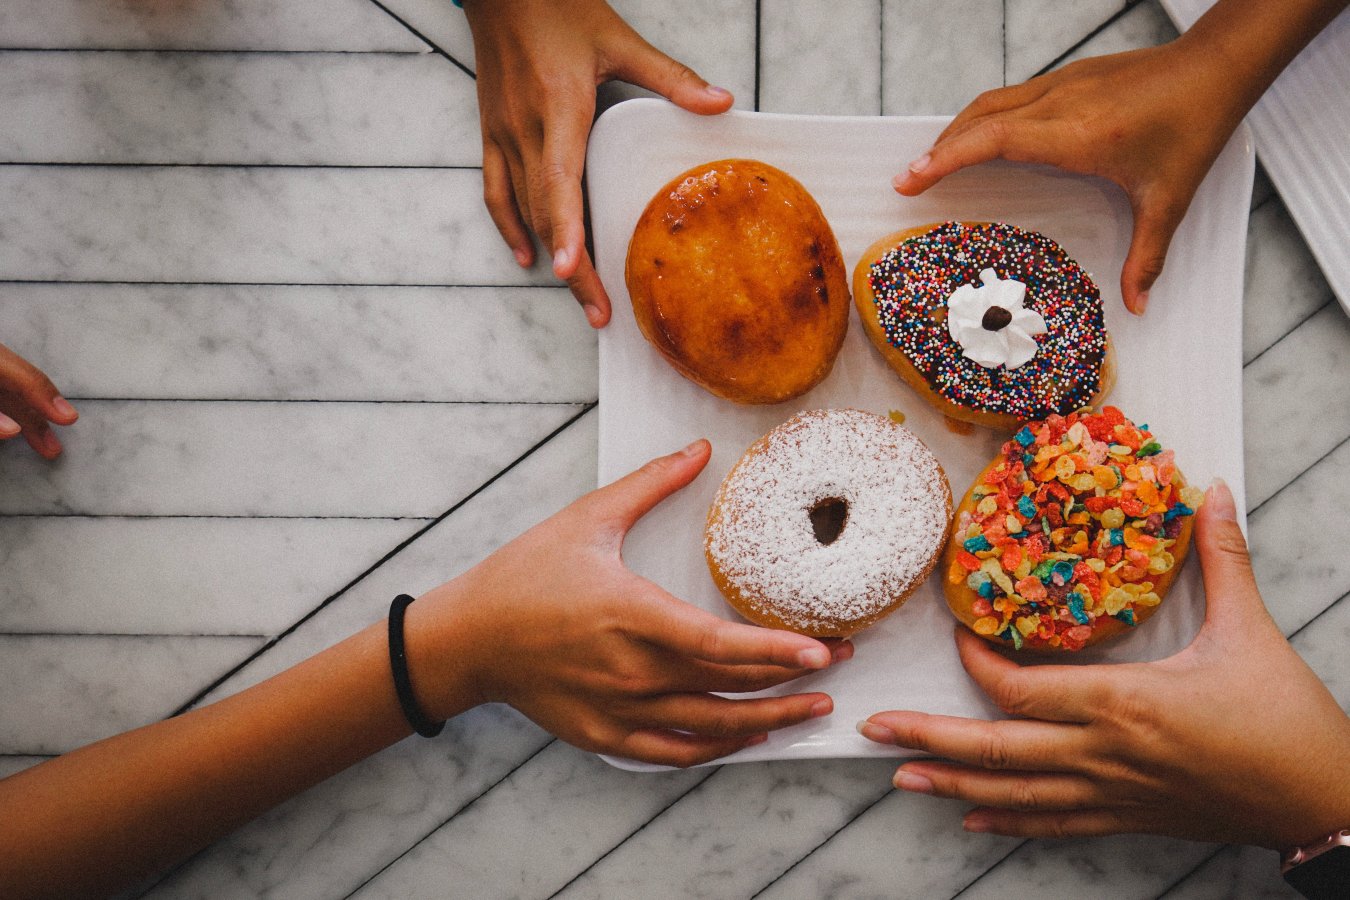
<box><xmin>50</xmin><ymin>395</ymin><xmax>78</xmax><ymax>425</ymax></box>
<box><xmin>963</xmin><ymin>810</ymin><xmax>993</xmax><ymax>833</ymax></box>
<box><xmin>0</xmin><ymin>413</ymin><xmax>19</xmax><ymax>438</ymax></box>
<box><xmin>796</xmin><ymin>644</ymin><xmax>832</xmax><ymax>670</ymax></box>
<box><xmin>1202</xmin><ymin>477</ymin><xmax>1236</xmax><ymax>522</ymax></box>
<box><xmin>514</xmin><ymin>245</ymin><xmax>534</xmax><ymax>268</ymax></box>
<box><xmin>810</xmin><ymin>696</ymin><xmax>833</xmax><ymax>718</ymax></box>
<box><xmin>553</xmin><ymin>245</ymin><xmax>576</xmax><ymax>279</ymax></box>
<box><xmin>678</xmin><ymin>437</ymin><xmax>711</xmax><ymax>460</ymax></box>
<box><xmin>857</xmin><ymin>719</ymin><xmax>897</xmax><ymax>744</ymax></box>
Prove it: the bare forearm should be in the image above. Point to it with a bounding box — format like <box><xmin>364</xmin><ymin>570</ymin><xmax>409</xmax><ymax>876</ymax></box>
<box><xmin>0</xmin><ymin>619</ymin><xmax>459</xmax><ymax>898</ymax></box>
<box><xmin>1181</xmin><ymin>0</ymin><xmax>1349</xmax><ymax>112</ymax></box>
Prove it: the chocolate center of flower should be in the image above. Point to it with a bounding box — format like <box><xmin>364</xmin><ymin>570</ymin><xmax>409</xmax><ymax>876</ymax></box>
<box><xmin>981</xmin><ymin>306</ymin><xmax>1013</xmax><ymax>331</ymax></box>
<box><xmin>808</xmin><ymin>497</ymin><xmax>849</xmax><ymax>545</ymax></box>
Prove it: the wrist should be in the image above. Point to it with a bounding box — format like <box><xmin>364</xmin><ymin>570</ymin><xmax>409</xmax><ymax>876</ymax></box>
<box><xmin>400</xmin><ymin>581</ymin><xmax>486</xmax><ymax>725</ymax></box>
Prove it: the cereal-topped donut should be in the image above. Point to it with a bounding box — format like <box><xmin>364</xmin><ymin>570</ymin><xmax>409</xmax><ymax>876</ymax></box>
<box><xmin>705</xmin><ymin>408</ymin><xmax>952</xmax><ymax>637</ymax></box>
<box><xmin>943</xmin><ymin>406</ymin><xmax>1204</xmax><ymax>651</ymax></box>
<box><xmin>853</xmin><ymin>221</ymin><xmax>1114</xmax><ymax>431</ymax></box>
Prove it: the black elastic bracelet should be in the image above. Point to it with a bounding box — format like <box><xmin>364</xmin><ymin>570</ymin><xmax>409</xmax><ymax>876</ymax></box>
<box><xmin>388</xmin><ymin>593</ymin><xmax>445</xmax><ymax>738</ymax></box>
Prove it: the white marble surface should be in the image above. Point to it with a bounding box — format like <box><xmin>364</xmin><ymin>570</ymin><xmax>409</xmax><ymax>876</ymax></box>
<box><xmin>0</xmin><ymin>2</ymin><xmax>1345</xmax><ymax>898</ymax></box>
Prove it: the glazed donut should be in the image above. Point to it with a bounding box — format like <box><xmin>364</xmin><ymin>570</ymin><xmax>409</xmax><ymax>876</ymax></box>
<box><xmin>626</xmin><ymin>159</ymin><xmax>850</xmax><ymax>404</ymax></box>
<box><xmin>942</xmin><ymin>406</ymin><xmax>1203</xmax><ymax>652</ymax></box>
<box><xmin>705</xmin><ymin>408</ymin><xmax>952</xmax><ymax>637</ymax></box>
<box><xmin>853</xmin><ymin>221</ymin><xmax>1114</xmax><ymax>431</ymax></box>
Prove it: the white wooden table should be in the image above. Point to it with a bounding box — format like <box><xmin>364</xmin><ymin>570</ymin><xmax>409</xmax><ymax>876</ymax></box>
<box><xmin>1</xmin><ymin>1</ymin><xmax>1345</xmax><ymax>896</ymax></box>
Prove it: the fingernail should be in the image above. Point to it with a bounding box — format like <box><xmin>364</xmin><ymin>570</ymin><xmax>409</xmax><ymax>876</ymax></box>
<box><xmin>584</xmin><ymin>304</ymin><xmax>602</xmax><ymax>327</ymax></box>
<box><xmin>679</xmin><ymin>438</ymin><xmax>707</xmax><ymax>457</ymax></box>
<box><xmin>1133</xmin><ymin>290</ymin><xmax>1149</xmax><ymax>316</ymax></box>
<box><xmin>856</xmin><ymin>721</ymin><xmax>895</xmax><ymax>744</ymax></box>
<box><xmin>963</xmin><ymin>812</ymin><xmax>991</xmax><ymax>833</ymax></box>
<box><xmin>745</xmin><ymin>733</ymin><xmax>768</xmax><ymax>747</ymax></box>
<box><xmin>891</xmin><ymin>173</ymin><xmax>909</xmax><ymax>192</ymax></box>
<box><xmin>514</xmin><ymin>247</ymin><xmax>531</xmax><ymax>267</ymax></box>
<box><xmin>908</xmin><ymin>153</ymin><xmax>931</xmax><ymax>174</ymax></box>
<box><xmin>810</xmin><ymin>698</ymin><xmax>833</xmax><ymax>718</ymax></box>
<box><xmin>705</xmin><ymin>84</ymin><xmax>732</xmax><ymax>99</ymax></box>
<box><xmin>0</xmin><ymin>414</ymin><xmax>19</xmax><ymax>436</ymax></box>
<box><xmin>893</xmin><ymin>769</ymin><xmax>934</xmax><ymax>794</ymax></box>
<box><xmin>1206</xmin><ymin>477</ymin><xmax>1236</xmax><ymax>521</ymax></box>
<box><xmin>553</xmin><ymin>246</ymin><xmax>572</xmax><ymax>272</ymax></box>
<box><xmin>830</xmin><ymin>641</ymin><xmax>854</xmax><ymax>663</ymax></box>
<box><xmin>797</xmin><ymin>646</ymin><xmax>831</xmax><ymax>669</ymax></box>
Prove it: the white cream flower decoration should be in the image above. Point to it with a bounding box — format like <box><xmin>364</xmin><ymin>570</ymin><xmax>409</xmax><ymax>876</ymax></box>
<box><xmin>946</xmin><ymin>268</ymin><xmax>1047</xmax><ymax>369</ymax></box>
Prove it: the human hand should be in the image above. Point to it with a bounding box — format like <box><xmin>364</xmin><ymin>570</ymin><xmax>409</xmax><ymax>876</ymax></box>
<box><xmin>411</xmin><ymin>439</ymin><xmax>847</xmax><ymax>768</ymax></box>
<box><xmin>859</xmin><ymin>479</ymin><xmax>1350</xmax><ymax>849</ymax></box>
<box><xmin>893</xmin><ymin>41</ymin><xmax>1248</xmax><ymax>315</ymax></box>
<box><xmin>464</xmin><ymin>0</ymin><xmax>734</xmax><ymax>328</ymax></box>
<box><xmin>0</xmin><ymin>342</ymin><xmax>78</xmax><ymax>459</ymax></box>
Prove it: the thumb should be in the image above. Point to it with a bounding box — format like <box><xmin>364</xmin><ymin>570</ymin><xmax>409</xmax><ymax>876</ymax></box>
<box><xmin>586</xmin><ymin>438</ymin><xmax>711</xmax><ymax>535</ymax></box>
<box><xmin>1194</xmin><ymin>477</ymin><xmax>1270</xmax><ymax>633</ymax></box>
<box><xmin>606</xmin><ymin>33</ymin><xmax>733</xmax><ymax>115</ymax></box>
<box><xmin>1120</xmin><ymin>194</ymin><xmax>1181</xmax><ymax>316</ymax></box>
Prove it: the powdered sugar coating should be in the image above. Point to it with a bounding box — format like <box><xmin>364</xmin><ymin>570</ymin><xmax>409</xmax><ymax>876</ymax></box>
<box><xmin>705</xmin><ymin>409</ymin><xmax>952</xmax><ymax>634</ymax></box>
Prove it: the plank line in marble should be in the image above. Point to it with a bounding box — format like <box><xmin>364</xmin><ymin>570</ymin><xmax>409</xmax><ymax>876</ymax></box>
<box><xmin>134</xmin><ymin>413</ymin><xmax>599</xmax><ymax>897</ymax></box>
<box><xmin>0</xmin><ymin>44</ymin><xmax>478</xmax><ymax>169</ymax></box>
<box><xmin>1249</xmin><ymin>431</ymin><xmax>1348</xmax><ymax>518</ymax></box>
<box><xmin>361</xmin><ymin>0</ymin><xmax>473</xmax><ymax>77</ymax></box>
<box><xmin>0</xmin><ymin>167</ymin><xmax>550</xmax><ymax>285</ymax></box>
<box><xmin>0</xmin><ymin>0</ymin><xmax>429</xmax><ymax>52</ymax></box>
<box><xmin>169</xmin><ymin>403</ymin><xmax>594</xmax><ymax>715</ymax></box>
<box><xmin>0</xmin><ymin>267</ymin><xmax>603</xmax><ymax>409</ymax></box>
<box><xmin>1020</xmin><ymin>0</ymin><xmax>1150</xmax><ymax>80</ymax></box>
<box><xmin>0</xmin><ymin>517</ymin><xmax>431</xmax><ymax>635</ymax></box>
<box><xmin>881</xmin><ymin>0</ymin><xmax>1005</xmax><ymax>115</ymax></box>
<box><xmin>370</xmin><ymin>0</ymin><xmax>760</xmax><ymax>111</ymax></box>
<box><xmin>758</xmin><ymin>0</ymin><xmax>882</xmax><ymax>116</ymax></box>
<box><xmin>1245</xmin><ymin>299</ymin><xmax>1335</xmax><ymax>370</ymax></box>
<box><xmin>0</xmin><ymin>634</ymin><xmax>266</xmax><ymax>754</ymax></box>
<box><xmin>0</xmin><ymin>401</ymin><xmax>585</xmax><ymax>517</ymax></box>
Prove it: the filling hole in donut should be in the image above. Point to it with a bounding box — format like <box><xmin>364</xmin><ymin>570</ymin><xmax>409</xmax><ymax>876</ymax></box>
<box><xmin>808</xmin><ymin>497</ymin><xmax>849</xmax><ymax>546</ymax></box>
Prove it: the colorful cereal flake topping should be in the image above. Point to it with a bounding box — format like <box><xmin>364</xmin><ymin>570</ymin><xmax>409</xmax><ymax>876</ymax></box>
<box><xmin>867</xmin><ymin>221</ymin><xmax>1106</xmax><ymax>419</ymax></box>
<box><xmin>947</xmin><ymin>406</ymin><xmax>1202</xmax><ymax>651</ymax></box>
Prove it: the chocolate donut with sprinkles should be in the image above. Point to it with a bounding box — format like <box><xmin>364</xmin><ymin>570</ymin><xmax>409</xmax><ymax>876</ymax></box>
<box><xmin>853</xmin><ymin>222</ymin><xmax>1115</xmax><ymax>431</ymax></box>
<box><xmin>942</xmin><ymin>406</ymin><xmax>1202</xmax><ymax>652</ymax></box>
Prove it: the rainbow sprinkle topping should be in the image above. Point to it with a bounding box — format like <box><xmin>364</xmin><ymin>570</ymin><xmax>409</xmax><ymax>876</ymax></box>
<box><xmin>868</xmin><ymin>222</ymin><xmax>1106</xmax><ymax>419</ymax></box>
<box><xmin>947</xmin><ymin>407</ymin><xmax>1204</xmax><ymax>651</ymax></box>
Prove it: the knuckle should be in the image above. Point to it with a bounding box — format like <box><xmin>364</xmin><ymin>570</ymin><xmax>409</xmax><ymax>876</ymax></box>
<box><xmin>1008</xmin><ymin>779</ymin><xmax>1042</xmax><ymax>812</ymax></box>
<box><xmin>991</xmin><ymin>674</ymin><xmax>1033</xmax><ymax>717</ymax></box>
<box><xmin>978</xmin><ymin>729</ymin><xmax>1015</xmax><ymax>771</ymax></box>
<box><xmin>969</xmin><ymin>87</ymin><xmax>1005</xmax><ymax>112</ymax></box>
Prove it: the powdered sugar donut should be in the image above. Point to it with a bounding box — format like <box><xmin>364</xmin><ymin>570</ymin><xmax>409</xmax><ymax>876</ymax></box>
<box><xmin>704</xmin><ymin>408</ymin><xmax>952</xmax><ymax>637</ymax></box>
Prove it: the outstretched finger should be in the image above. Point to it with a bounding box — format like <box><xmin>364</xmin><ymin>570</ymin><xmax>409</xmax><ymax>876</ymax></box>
<box><xmin>632</xmin><ymin>691</ymin><xmax>831</xmax><ymax>739</ymax></box>
<box><xmin>954</xmin><ymin>628</ymin><xmax>1110</xmax><ymax>724</ymax></box>
<box><xmin>935</xmin><ymin>79</ymin><xmax>1054</xmax><ymax>145</ymax></box>
<box><xmin>894</xmin><ymin>117</ymin><xmax>1058</xmax><ymax>196</ymax></box>
<box><xmin>893</xmin><ymin>760</ymin><xmax>1102</xmax><ymax>812</ymax></box>
<box><xmin>1193</xmin><ymin>478</ymin><xmax>1271</xmax><ymax>634</ymax></box>
<box><xmin>560</xmin><ymin>246</ymin><xmax>612</xmax><ymax>329</ymax></box>
<box><xmin>675</xmin><ymin>640</ymin><xmax>854</xmax><ymax>693</ymax></box>
<box><xmin>605</xmin><ymin>29</ymin><xmax>734</xmax><ymax>116</ymax></box>
<box><xmin>962</xmin><ymin>806</ymin><xmax>1137</xmax><ymax>839</ymax></box>
<box><xmin>1120</xmin><ymin>192</ymin><xmax>1184</xmax><ymax>315</ymax></box>
<box><xmin>859</xmin><ymin>710</ymin><xmax>1091</xmax><ymax>774</ymax></box>
<box><xmin>579</xmin><ymin>439</ymin><xmax>711</xmax><ymax>538</ymax></box>
<box><xmin>638</xmin><ymin>592</ymin><xmax>834</xmax><ymax>672</ymax></box>
<box><xmin>482</xmin><ymin>141</ymin><xmax>534</xmax><ymax>268</ymax></box>
<box><xmin>615</xmin><ymin>729</ymin><xmax>768</xmax><ymax>769</ymax></box>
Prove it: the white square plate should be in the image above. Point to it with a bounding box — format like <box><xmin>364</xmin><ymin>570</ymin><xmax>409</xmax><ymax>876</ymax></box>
<box><xmin>586</xmin><ymin>99</ymin><xmax>1252</xmax><ymax>769</ymax></box>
